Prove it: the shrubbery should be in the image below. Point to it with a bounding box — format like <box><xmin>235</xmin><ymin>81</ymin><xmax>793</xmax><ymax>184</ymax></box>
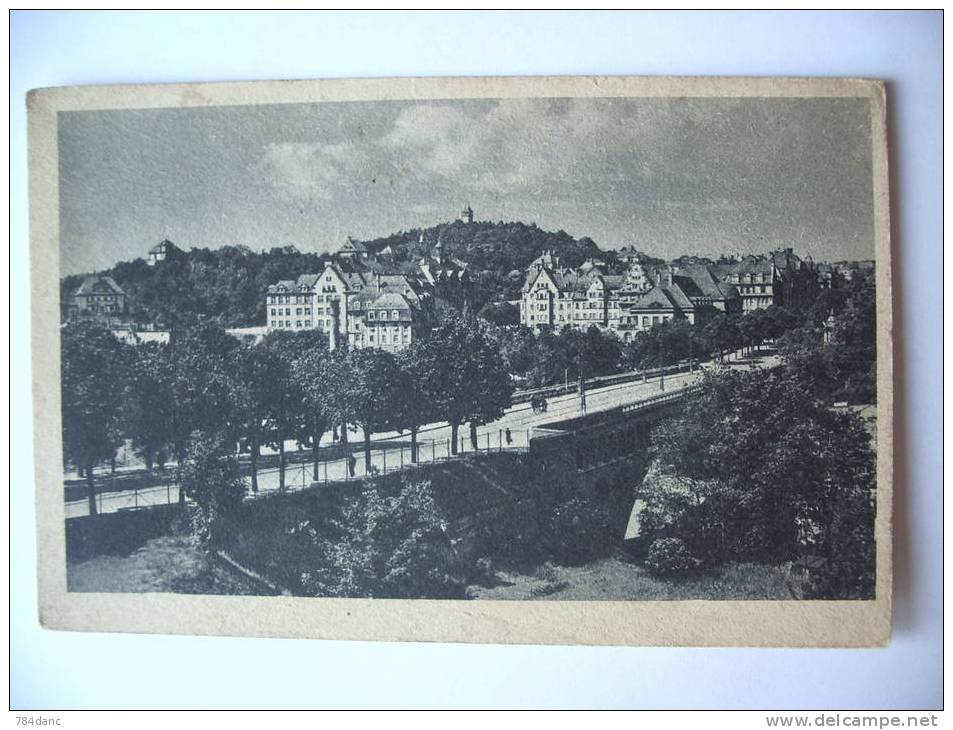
<box><xmin>288</xmin><ymin>478</ymin><xmax>468</xmax><ymax>599</ymax></box>
<box><xmin>547</xmin><ymin>487</ymin><xmax>633</xmax><ymax>565</ymax></box>
<box><xmin>179</xmin><ymin>432</ymin><xmax>246</xmax><ymax>549</ymax></box>
<box><xmin>645</xmin><ymin>538</ymin><xmax>697</xmax><ymax>578</ymax></box>
<box><xmin>640</xmin><ymin>367</ymin><xmax>876</xmax><ymax>598</ymax></box>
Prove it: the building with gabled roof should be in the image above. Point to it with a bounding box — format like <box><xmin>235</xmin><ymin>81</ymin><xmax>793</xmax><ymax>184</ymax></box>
<box><xmin>64</xmin><ymin>275</ymin><xmax>127</xmax><ymax>323</ymax></box>
<box><xmin>336</xmin><ymin>237</ymin><xmax>369</xmax><ymax>260</ymax></box>
<box><xmin>147</xmin><ymin>239</ymin><xmax>182</xmax><ymax>266</ymax></box>
<box><xmin>264</xmin><ymin>238</ymin><xmax>445</xmax><ymax>351</ymax></box>
<box><xmin>519</xmin><ymin>253</ymin><xmax>743</xmax><ymax>339</ymax></box>
<box><xmin>710</xmin><ymin>247</ymin><xmax>819</xmax><ymax>312</ymax></box>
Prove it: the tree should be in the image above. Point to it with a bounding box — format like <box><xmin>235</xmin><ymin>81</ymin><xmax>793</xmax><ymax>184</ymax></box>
<box><xmin>338</xmin><ymin>348</ymin><xmax>403</xmax><ymax>471</ymax></box>
<box><xmin>621</xmin><ymin>318</ymin><xmax>701</xmax><ymax>371</ymax></box>
<box><xmin>61</xmin><ymin>322</ymin><xmax>132</xmax><ymax>515</ymax></box>
<box><xmin>737</xmin><ymin>310</ymin><xmax>763</xmax><ymax>357</ymax></box>
<box><xmin>123</xmin><ymin>341</ymin><xmax>175</xmax><ymax>473</ymax></box>
<box><xmin>776</xmin><ymin>326</ymin><xmax>843</xmax><ymax>399</ymax></box>
<box><xmin>478</xmin><ymin>301</ymin><xmax>520</xmax><ymax>327</ymax></box>
<box><xmin>761</xmin><ymin>306</ymin><xmax>801</xmax><ymax>343</ymax></box>
<box><xmin>179</xmin><ymin>431</ymin><xmax>246</xmax><ymax>548</ymax></box>
<box><xmin>466</xmin><ymin>325</ymin><xmax>516</xmax><ymax>449</ymax></box>
<box><xmin>292</xmin><ymin>478</ymin><xmax>464</xmax><ymax>598</ymax></box>
<box><xmin>292</xmin><ymin>344</ymin><xmax>342</xmax><ymax>478</ymax></box>
<box><xmin>395</xmin><ymin>346</ymin><xmax>437</xmax><ymax>463</ymax></box>
<box><xmin>165</xmin><ymin>322</ymin><xmax>242</xmax><ymax>501</ymax></box>
<box><xmin>411</xmin><ymin>312</ymin><xmax>513</xmax><ymax>455</ymax></box>
<box><xmin>646</xmin><ymin>368</ymin><xmax>875</xmax><ymax>597</ymax></box>
<box><xmin>702</xmin><ymin>313</ymin><xmax>741</xmax><ymax>361</ymax></box>
<box><xmin>231</xmin><ymin>341</ymin><xmax>283</xmax><ymax>492</ymax></box>
<box><xmin>490</xmin><ymin>324</ymin><xmax>538</xmax><ymax>378</ymax></box>
<box><xmin>258</xmin><ymin>331</ymin><xmax>311</xmax><ymax>490</ymax></box>
<box><xmin>775</xmin><ymin>274</ymin><xmax>876</xmax><ymax>405</ymax></box>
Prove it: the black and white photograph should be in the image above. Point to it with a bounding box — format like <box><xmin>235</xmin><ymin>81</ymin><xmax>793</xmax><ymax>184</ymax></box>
<box><xmin>30</xmin><ymin>75</ymin><xmax>892</xmax><ymax>645</ymax></box>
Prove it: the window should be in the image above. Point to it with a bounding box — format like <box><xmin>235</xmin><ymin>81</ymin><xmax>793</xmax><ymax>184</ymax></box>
<box><xmin>392</xmin><ymin>310</ymin><xmax>399</xmax><ymax>320</ymax></box>
<box><xmin>270</xmin><ymin>308</ymin><xmax>276</xmax><ymax>316</ymax></box>
<box><xmin>296</xmin><ymin>320</ymin><xmax>301</xmax><ymax>328</ymax></box>
<box><xmin>368</xmin><ymin>310</ymin><xmax>376</xmax><ymax>320</ymax></box>
<box><xmin>296</xmin><ymin>308</ymin><xmax>301</xmax><ymax>315</ymax></box>
<box><xmin>382</xmin><ymin>333</ymin><xmax>389</xmax><ymax>344</ymax></box>
<box><xmin>305</xmin><ymin>308</ymin><xmax>311</xmax><ymax>315</ymax></box>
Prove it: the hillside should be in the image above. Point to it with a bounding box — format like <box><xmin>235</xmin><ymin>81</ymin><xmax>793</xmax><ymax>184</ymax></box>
<box><xmin>60</xmin><ymin>245</ymin><xmax>333</xmax><ymax>329</ymax></box>
<box><xmin>362</xmin><ymin>219</ymin><xmax>619</xmax><ymax>309</ymax></box>
<box><xmin>60</xmin><ymin>220</ymin><xmax>650</xmax><ymax>328</ymax></box>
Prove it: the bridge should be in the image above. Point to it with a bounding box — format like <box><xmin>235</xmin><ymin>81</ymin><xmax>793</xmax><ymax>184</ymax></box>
<box><xmin>529</xmin><ymin>385</ymin><xmax>702</xmax><ymax>474</ymax></box>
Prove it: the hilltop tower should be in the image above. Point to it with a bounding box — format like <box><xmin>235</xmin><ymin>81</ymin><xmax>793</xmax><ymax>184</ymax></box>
<box><xmin>461</xmin><ymin>203</ymin><xmax>474</xmax><ymax>224</ymax></box>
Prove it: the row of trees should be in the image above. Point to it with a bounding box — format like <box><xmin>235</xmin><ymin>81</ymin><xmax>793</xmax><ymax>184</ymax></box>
<box><xmin>61</xmin><ymin>311</ymin><xmax>514</xmax><ymax>516</ymax></box>
<box><xmin>636</xmin><ymin>272</ymin><xmax>879</xmax><ymax>597</ymax></box>
<box><xmin>487</xmin><ymin>304</ymin><xmax>804</xmax><ymax>389</ymax></box>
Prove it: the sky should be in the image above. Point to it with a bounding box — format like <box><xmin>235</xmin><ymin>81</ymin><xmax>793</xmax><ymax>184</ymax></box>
<box><xmin>58</xmin><ymin>96</ymin><xmax>874</xmax><ymax>275</ymax></box>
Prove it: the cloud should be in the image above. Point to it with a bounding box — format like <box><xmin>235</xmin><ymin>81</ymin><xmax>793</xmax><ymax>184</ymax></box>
<box><xmin>247</xmin><ymin>97</ymin><xmax>871</xmax><ymax>261</ymax></box>
<box><xmin>260</xmin><ymin>141</ymin><xmax>366</xmax><ymax>202</ymax></box>
<box><xmin>382</xmin><ymin>104</ymin><xmax>484</xmax><ymax>178</ymax></box>
<box><xmin>258</xmin><ymin>99</ymin><xmax>674</xmax><ymax>204</ymax></box>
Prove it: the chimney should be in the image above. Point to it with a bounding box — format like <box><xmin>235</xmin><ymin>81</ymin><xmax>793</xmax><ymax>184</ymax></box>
<box><xmin>376</xmin><ymin>273</ymin><xmax>382</xmax><ymax>292</ymax></box>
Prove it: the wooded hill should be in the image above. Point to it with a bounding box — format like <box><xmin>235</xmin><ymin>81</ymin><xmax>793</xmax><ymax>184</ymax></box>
<box><xmin>61</xmin><ymin>220</ymin><xmax>655</xmax><ymax>328</ymax></box>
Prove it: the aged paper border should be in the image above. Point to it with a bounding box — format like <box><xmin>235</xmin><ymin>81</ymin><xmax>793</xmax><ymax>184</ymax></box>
<box><xmin>29</xmin><ymin>75</ymin><xmax>893</xmax><ymax>646</ymax></box>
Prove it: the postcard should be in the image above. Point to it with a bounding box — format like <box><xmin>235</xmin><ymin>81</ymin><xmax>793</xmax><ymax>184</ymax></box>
<box><xmin>29</xmin><ymin>75</ymin><xmax>892</xmax><ymax>645</ymax></box>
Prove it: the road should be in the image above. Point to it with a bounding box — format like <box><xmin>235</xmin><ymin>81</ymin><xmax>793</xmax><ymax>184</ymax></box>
<box><xmin>65</xmin><ymin>350</ymin><xmax>777</xmax><ymax>517</ymax></box>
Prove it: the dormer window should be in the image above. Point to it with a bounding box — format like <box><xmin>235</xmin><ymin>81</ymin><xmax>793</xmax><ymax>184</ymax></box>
<box><xmin>368</xmin><ymin>310</ymin><xmax>376</xmax><ymax>320</ymax></box>
<box><xmin>391</xmin><ymin>310</ymin><xmax>399</xmax><ymax>320</ymax></box>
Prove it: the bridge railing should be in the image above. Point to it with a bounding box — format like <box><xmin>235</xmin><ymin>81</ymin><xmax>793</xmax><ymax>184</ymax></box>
<box><xmin>511</xmin><ymin>360</ymin><xmax>699</xmax><ymax>404</ymax></box>
<box><xmin>619</xmin><ymin>383</ymin><xmax>703</xmax><ymax>414</ymax></box>
<box><xmin>530</xmin><ymin>383</ymin><xmax>704</xmax><ymax>442</ymax></box>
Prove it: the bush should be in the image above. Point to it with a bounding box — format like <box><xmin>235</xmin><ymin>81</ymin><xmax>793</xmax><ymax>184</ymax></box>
<box><xmin>645</xmin><ymin>537</ymin><xmax>697</xmax><ymax>578</ymax></box>
<box><xmin>547</xmin><ymin>496</ymin><xmax>621</xmax><ymax>564</ymax></box>
<box><xmin>180</xmin><ymin>432</ymin><xmax>246</xmax><ymax>549</ymax></box>
<box><xmin>289</xmin><ymin>478</ymin><xmax>469</xmax><ymax>599</ymax></box>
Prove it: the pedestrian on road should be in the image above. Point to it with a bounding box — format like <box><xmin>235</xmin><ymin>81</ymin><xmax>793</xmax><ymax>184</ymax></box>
<box><xmin>505</xmin><ymin>427</ymin><xmax>512</xmax><ymax>445</ymax></box>
<box><xmin>347</xmin><ymin>452</ymin><xmax>356</xmax><ymax>478</ymax></box>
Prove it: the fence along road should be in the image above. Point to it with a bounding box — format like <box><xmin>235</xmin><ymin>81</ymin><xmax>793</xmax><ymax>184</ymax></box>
<box><xmin>64</xmin><ymin>350</ymin><xmax>776</xmax><ymax>517</ymax></box>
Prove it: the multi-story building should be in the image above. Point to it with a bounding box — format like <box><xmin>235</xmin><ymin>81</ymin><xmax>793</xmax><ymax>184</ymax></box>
<box><xmin>63</xmin><ymin>275</ymin><xmax>127</xmax><ymax>323</ymax></box>
<box><xmin>711</xmin><ymin>248</ymin><xmax>819</xmax><ymax>312</ymax></box>
<box><xmin>265</xmin><ymin>239</ymin><xmax>443</xmax><ymax>351</ymax></box>
<box><xmin>519</xmin><ymin>250</ymin><xmax>741</xmax><ymax>341</ymax></box>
